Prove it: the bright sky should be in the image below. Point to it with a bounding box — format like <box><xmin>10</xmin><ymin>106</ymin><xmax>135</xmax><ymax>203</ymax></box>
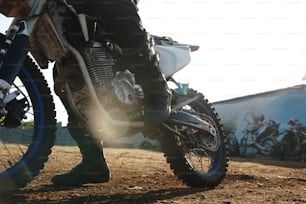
<box><xmin>139</xmin><ymin>0</ymin><xmax>306</xmax><ymax>101</ymax></box>
<box><xmin>1</xmin><ymin>0</ymin><xmax>306</xmax><ymax>122</ymax></box>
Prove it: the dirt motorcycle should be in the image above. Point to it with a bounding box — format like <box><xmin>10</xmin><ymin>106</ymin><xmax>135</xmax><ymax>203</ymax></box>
<box><xmin>0</xmin><ymin>0</ymin><xmax>228</xmax><ymax>194</ymax></box>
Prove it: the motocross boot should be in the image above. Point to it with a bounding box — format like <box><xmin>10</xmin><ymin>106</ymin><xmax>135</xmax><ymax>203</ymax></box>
<box><xmin>51</xmin><ymin>121</ymin><xmax>110</xmax><ymax>186</ymax></box>
<box><xmin>117</xmin><ymin>35</ymin><xmax>171</xmax><ymax>125</ymax></box>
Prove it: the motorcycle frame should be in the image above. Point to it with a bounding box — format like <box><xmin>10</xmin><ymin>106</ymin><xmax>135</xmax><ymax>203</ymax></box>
<box><xmin>2</xmin><ymin>0</ymin><xmax>213</xmax><ymax>137</ymax></box>
<box><xmin>7</xmin><ymin>0</ymin><xmax>144</xmax><ymax>130</ymax></box>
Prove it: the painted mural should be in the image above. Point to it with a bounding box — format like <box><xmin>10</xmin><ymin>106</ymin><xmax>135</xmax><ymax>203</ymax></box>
<box><xmin>214</xmin><ymin>84</ymin><xmax>306</xmax><ymax>162</ymax></box>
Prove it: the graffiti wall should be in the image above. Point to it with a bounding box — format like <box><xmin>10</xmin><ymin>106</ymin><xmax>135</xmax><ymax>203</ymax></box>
<box><xmin>213</xmin><ymin>85</ymin><xmax>306</xmax><ymax>161</ymax></box>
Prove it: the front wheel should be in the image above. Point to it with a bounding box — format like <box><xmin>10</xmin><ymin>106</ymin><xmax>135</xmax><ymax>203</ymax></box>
<box><xmin>0</xmin><ymin>57</ymin><xmax>56</xmax><ymax>195</ymax></box>
<box><xmin>160</xmin><ymin>90</ymin><xmax>228</xmax><ymax>188</ymax></box>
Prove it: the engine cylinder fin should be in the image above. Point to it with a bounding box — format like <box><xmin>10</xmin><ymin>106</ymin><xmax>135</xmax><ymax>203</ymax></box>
<box><xmin>84</xmin><ymin>46</ymin><xmax>115</xmax><ymax>87</ymax></box>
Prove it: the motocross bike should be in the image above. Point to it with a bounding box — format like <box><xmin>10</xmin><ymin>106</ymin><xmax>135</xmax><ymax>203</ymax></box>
<box><xmin>0</xmin><ymin>0</ymin><xmax>228</xmax><ymax>194</ymax></box>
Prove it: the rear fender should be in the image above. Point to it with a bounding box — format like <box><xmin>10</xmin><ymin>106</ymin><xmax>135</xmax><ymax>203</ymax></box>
<box><xmin>153</xmin><ymin>35</ymin><xmax>199</xmax><ymax>77</ymax></box>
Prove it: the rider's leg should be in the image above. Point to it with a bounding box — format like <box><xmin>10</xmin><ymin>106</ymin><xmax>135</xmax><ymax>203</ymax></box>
<box><xmin>115</xmin><ymin>35</ymin><xmax>172</xmax><ymax>124</ymax></box>
<box><xmin>52</xmin><ymin>70</ymin><xmax>110</xmax><ymax>186</ymax></box>
<box><xmin>86</xmin><ymin>0</ymin><xmax>171</xmax><ymax>124</ymax></box>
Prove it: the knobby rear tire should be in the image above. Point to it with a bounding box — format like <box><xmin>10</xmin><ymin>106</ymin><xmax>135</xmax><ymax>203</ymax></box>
<box><xmin>160</xmin><ymin>90</ymin><xmax>228</xmax><ymax>188</ymax></box>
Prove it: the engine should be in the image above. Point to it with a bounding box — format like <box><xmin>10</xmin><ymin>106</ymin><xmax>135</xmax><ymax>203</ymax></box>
<box><xmin>85</xmin><ymin>43</ymin><xmax>143</xmax><ymax>108</ymax></box>
<box><xmin>32</xmin><ymin>0</ymin><xmax>143</xmax><ymax>120</ymax></box>
<box><xmin>55</xmin><ymin>42</ymin><xmax>144</xmax><ymax>123</ymax></box>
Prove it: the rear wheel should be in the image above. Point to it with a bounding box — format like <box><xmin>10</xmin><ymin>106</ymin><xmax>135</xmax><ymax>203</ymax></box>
<box><xmin>0</xmin><ymin>57</ymin><xmax>56</xmax><ymax>195</ymax></box>
<box><xmin>160</xmin><ymin>90</ymin><xmax>228</xmax><ymax>188</ymax></box>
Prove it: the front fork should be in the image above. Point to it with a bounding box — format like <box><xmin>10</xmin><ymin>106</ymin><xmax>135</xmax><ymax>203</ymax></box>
<box><xmin>0</xmin><ymin>21</ymin><xmax>30</xmax><ymax>84</ymax></box>
<box><xmin>0</xmin><ymin>21</ymin><xmax>30</xmax><ymax>127</ymax></box>
<box><xmin>0</xmin><ymin>0</ymin><xmax>47</xmax><ymax>83</ymax></box>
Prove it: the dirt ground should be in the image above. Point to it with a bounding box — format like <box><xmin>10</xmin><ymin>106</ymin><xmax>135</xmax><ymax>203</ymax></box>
<box><xmin>0</xmin><ymin>146</ymin><xmax>306</xmax><ymax>204</ymax></box>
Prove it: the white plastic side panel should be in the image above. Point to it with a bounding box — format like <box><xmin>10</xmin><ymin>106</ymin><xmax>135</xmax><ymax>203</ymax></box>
<box><xmin>155</xmin><ymin>44</ymin><xmax>191</xmax><ymax>77</ymax></box>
